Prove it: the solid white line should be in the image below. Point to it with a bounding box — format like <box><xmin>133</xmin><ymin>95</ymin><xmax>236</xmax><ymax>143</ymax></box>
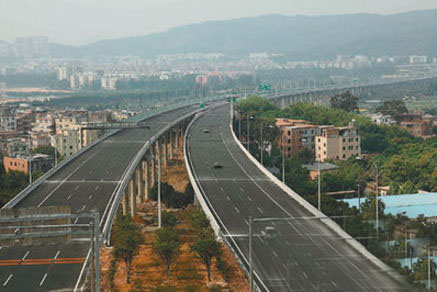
<box><xmin>39</xmin><ymin>273</ymin><xmax>48</xmax><ymax>286</ymax></box>
<box><xmin>88</xmin><ymin>195</ymin><xmax>93</xmax><ymax>200</ymax></box>
<box><xmin>21</xmin><ymin>250</ymin><xmax>30</xmax><ymax>261</ymax></box>
<box><xmin>3</xmin><ymin>274</ymin><xmax>12</xmax><ymax>286</ymax></box>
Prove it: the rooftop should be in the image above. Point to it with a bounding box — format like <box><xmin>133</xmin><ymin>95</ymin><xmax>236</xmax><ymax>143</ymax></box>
<box><xmin>342</xmin><ymin>192</ymin><xmax>437</xmax><ymax>219</ymax></box>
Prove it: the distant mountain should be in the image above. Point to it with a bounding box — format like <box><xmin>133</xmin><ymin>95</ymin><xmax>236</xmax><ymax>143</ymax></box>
<box><xmin>46</xmin><ymin>10</ymin><xmax>437</xmax><ymax>59</ymax></box>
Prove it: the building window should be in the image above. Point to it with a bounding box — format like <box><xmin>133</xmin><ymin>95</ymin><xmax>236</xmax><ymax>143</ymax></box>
<box><xmin>318</xmin><ymin>138</ymin><xmax>321</xmax><ymax>142</ymax></box>
<box><xmin>343</xmin><ymin>147</ymin><xmax>345</xmax><ymax>150</ymax></box>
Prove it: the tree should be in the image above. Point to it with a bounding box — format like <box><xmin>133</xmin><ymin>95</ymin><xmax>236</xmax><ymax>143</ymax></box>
<box><xmin>112</xmin><ymin>215</ymin><xmax>144</xmax><ymax>283</ymax></box>
<box><xmin>153</xmin><ymin>227</ymin><xmax>181</xmax><ymax>286</ymax></box>
<box><xmin>149</xmin><ymin>182</ymin><xmax>193</xmax><ymax>209</ymax></box>
<box><xmin>191</xmin><ymin>228</ymin><xmax>222</xmax><ymax>282</ymax></box>
<box><xmin>162</xmin><ymin>211</ymin><xmax>177</xmax><ymax>227</ymax></box>
<box><xmin>376</xmin><ymin>99</ymin><xmax>408</xmax><ymax>122</ymax></box>
<box><xmin>190</xmin><ymin>209</ymin><xmax>210</xmax><ymax>230</ymax></box>
<box><xmin>330</xmin><ymin>91</ymin><xmax>358</xmax><ymax>112</ymax></box>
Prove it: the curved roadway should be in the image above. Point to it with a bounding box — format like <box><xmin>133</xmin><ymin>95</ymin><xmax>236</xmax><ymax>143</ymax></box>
<box><xmin>0</xmin><ymin>105</ymin><xmax>198</xmax><ymax>291</ymax></box>
<box><xmin>186</xmin><ymin>104</ymin><xmax>408</xmax><ymax>292</ymax></box>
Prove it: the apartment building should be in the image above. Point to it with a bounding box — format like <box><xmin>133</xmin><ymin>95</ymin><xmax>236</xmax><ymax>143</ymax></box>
<box><xmin>315</xmin><ymin>120</ymin><xmax>361</xmax><ymax>162</ymax></box>
<box><xmin>400</xmin><ymin>120</ymin><xmax>433</xmax><ymax>137</ymax></box>
<box><xmin>51</xmin><ymin>129</ymin><xmax>80</xmax><ymax>158</ymax></box>
<box><xmin>4</xmin><ymin>154</ymin><xmax>53</xmax><ymax>175</ymax></box>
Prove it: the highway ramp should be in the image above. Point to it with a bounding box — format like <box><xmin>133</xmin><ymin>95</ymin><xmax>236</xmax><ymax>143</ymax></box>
<box><xmin>186</xmin><ymin>104</ymin><xmax>408</xmax><ymax>292</ymax></box>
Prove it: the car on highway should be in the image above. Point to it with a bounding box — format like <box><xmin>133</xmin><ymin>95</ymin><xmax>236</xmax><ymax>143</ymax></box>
<box><xmin>203</xmin><ymin>128</ymin><xmax>210</xmax><ymax>133</ymax></box>
<box><xmin>261</xmin><ymin>226</ymin><xmax>278</xmax><ymax>239</ymax></box>
<box><xmin>213</xmin><ymin>162</ymin><xmax>223</xmax><ymax>169</ymax></box>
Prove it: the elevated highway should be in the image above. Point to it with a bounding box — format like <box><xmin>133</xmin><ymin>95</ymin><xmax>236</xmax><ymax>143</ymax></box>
<box><xmin>0</xmin><ymin>105</ymin><xmax>201</xmax><ymax>291</ymax></box>
<box><xmin>0</xmin><ymin>75</ymin><xmax>430</xmax><ymax>291</ymax></box>
<box><xmin>185</xmin><ymin>104</ymin><xmax>409</xmax><ymax>291</ymax></box>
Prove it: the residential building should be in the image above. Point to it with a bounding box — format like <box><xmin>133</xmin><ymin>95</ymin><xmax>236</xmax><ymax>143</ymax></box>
<box><xmin>277</xmin><ymin>122</ymin><xmax>319</xmax><ymax>157</ymax></box>
<box><xmin>14</xmin><ymin>36</ymin><xmax>50</xmax><ymax>59</ymax></box>
<box><xmin>367</xmin><ymin>113</ymin><xmax>396</xmax><ymax>125</ymax></box>
<box><xmin>3</xmin><ymin>154</ymin><xmax>53</xmax><ymax>174</ymax></box>
<box><xmin>51</xmin><ymin>129</ymin><xmax>80</xmax><ymax>158</ymax></box>
<box><xmin>400</xmin><ymin>120</ymin><xmax>433</xmax><ymax>137</ymax></box>
<box><xmin>315</xmin><ymin>120</ymin><xmax>361</xmax><ymax>162</ymax></box>
<box><xmin>302</xmin><ymin>162</ymin><xmax>339</xmax><ymax>180</ymax></box>
<box><xmin>5</xmin><ymin>138</ymin><xmax>29</xmax><ymax>157</ymax></box>
<box><xmin>30</xmin><ymin>131</ymin><xmax>51</xmax><ymax>149</ymax></box>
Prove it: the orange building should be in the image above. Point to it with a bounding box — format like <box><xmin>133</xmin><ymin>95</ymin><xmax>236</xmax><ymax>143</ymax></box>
<box><xmin>400</xmin><ymin>120</ymin><xmax>432</xmax><ymax>137</ymax></box>
<box><xmin>276</xmin><ymin>119</ymin><xmax>319</xmax><ymax>157</ymax></box>
<box><xmin>3</xmin><ymin>156</ymin><xmax>29</xmax><ymax>174</ymax></box>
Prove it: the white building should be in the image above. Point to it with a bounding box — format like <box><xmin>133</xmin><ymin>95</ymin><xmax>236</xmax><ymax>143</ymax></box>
<box><xmin>367</xmin><ymin>113</ymin><xmax>396</xmax><ymax>125</ymax></box>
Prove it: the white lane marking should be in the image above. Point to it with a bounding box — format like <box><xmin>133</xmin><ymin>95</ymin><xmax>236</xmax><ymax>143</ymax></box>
<box><xmin>21</xmin><ymin>250</ymin><xmax>30</xmax><ymax>261</ymax></box>
<box><xmin>39</xmin><ymin>273</ymin><xmax>48</xmax><ymax>286</ymax></box>
<box><xmin>54</xmin><ymin>250</ymin><xmax>60</xmax><ymax>260</ymax></box>
<box><xmin>74</xmin><ymin>186</ymin><xmax>79</xmax><ymax>191</ymax></box>
<box><xmin>272</xmin><ymin>251</ymin><xmax>278</xmax><ymax>258</ymax></box>
<box><xmin>3</xmin><ymin>274</ymin><xmax>12</xmax><ymax>286</ymax></box>
<box><xmin>234</xmin><ymin>207</ymin><xmax>240</xmax><ymax>214</ymax></box>
<box><xmin>226</xmin><ymin>196</ymin><xmax>230</xmax><ymax>201</ymax></box>
<box><xmin>302</xmin><ymin>272</ymin><xmax>308</xmax><ymax>279</ymax></box>
<box><xmin>67</xmin><ymin>195</ymin><xmax>72</xmax><ymax>200</ymax></box>
<box><xmin>80</xmin><ymin>204</ymin><xmax>86</xmax><ymax>211</ymax></box>
<box><xmin>257</xmin><ymin>207</ymin><xmax>264</xmax><ymax>214</ymax></box>
<box><xmin>88</xmin><ymin>194</ymin><xmax>93</xmax><ymax>200</ymax></box>
<box><xmin>94</xmin><ymin>185</ymin><xmax>99</xmax><ymax>191</ymax></box>
<box><xmin>220</xmin><ymin>187</ymin><xmax>224</xmax><ymax>192</ymax></box>
<box><xmin>74</xmin><ymin>218</ymin><xmax>79</xmax><ymax>224</ymax></box>
<box><xmin>332</xmin><ymin>280</ymin><xmax>338</xmax><ymax>288</ymax></box>
<box><xmin>248</xmin><ymin>196</ymin><xmax>252</xmax><ymax>201</ymax></box>
<box><xmin>37</xmin><ymin>150</ymin><xmax>101</xmax><ymax>207</ymax></box>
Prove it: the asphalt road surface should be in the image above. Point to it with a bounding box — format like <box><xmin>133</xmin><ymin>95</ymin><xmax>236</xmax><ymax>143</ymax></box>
<box><xmin>187</xmin><ymin>104</ymin><xmax>409</xmax><ymax>292</ymax></box>
<box><xmin>0</xmin><ymin>105</ymin><xmax>198</xmax><ymax>291</ymax></box>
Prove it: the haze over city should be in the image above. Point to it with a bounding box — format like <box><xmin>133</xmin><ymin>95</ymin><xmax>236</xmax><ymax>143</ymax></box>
<box><xmin>1</xmin><ymin>0</ymin><xmax>437</xmax><ymax>44</ymax></box>
<box><xmin>0</xmin><ymin>1</ymin><xmax>436</xmax><ymax>291</ymax></box>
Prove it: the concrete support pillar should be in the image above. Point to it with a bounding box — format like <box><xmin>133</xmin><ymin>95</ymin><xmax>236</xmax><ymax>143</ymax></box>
<box><xmin>122</xmin><ymin>192</ymin><xmax>129</xmax><ymax>215</ymax></box>
<box><xmin>169</xmin><ymin>130</ymin><xmax>174</xmax><ymax>159</ymax></box>
<box><xmin>175</xmin><ymin>128</ymin><xmax>180</xmax><ymax>158</ymax></box>
<box><xmin>128</xmin><ymin>179</ymin><xmax>136</xmax><ymax>217</ymax></box>
<box><xmin>144</xmin><ymin>160</ymin><xmax>149</xmax><ymax>200</ymax></box>
<box><xmin>163</xmin><ymin>133</ymin><xmax>168</xmax><ymax>167</ymax></box>
<box><xmin>150</xmin><ymin>147</ymin><xmax>156</xmax><ymax>187</ymax></box>
<box><xmin>136</xmin><ymin>167</ymin><xmax>144</xmax><ymax>204</ymax></box>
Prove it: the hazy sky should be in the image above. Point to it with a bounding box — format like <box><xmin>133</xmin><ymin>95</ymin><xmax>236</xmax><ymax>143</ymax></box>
<box><xmin>1</xmin><ymin>0</ymin><xmax>436</xmax><ymax>45</ymax></box>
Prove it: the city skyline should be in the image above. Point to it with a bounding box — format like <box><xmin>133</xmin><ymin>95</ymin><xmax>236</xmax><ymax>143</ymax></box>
<box><xmin>1</xmin><ymin>0</ymin><xmax>437</xmax><ymax>45</ymax></box>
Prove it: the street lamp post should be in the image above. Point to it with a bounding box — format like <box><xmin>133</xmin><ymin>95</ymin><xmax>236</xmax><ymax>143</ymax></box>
<box><xmin>260</xmin><ymin>122</ymin><xmax>263</xmax><ymax>165</ymax></box>
<box><xmin>158</xmin><ymin>153</ymin><xmax>162</xmax><ymax>228</ymax></box>
<box><xmin>356</xmin><ymin>157</ymin><xmax>380</xmax><ymax>239</ymax></box>
<box><xmin>317</xmin><ymin>161</ymin><xmax>321</xmax><ymax>211</ymax></box>
<box><xmin>249</xmin><ymin>216</ymin><xmax>253</xmax><ymax>292</ymax></box>
<box><xmin>281</xmin><ymin>131</ymin><xmax>285</xmax><ymax>183</ymax></box>
<box><xmin>247</xmin><ymin>115</ymin><xmax>250</xmax><ymax>151</ymax></box>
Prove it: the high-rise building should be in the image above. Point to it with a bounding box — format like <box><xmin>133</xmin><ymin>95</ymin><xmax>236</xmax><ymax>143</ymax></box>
<box><xmin>14</xmin><ymin>36</ymin><xmax>50</xmax><ymax>59</ymax></box>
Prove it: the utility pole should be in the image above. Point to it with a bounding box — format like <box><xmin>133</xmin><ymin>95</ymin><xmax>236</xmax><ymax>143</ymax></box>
<box><xmin>260</xmin><ymin>122</ymin><xmax>263</xmax><ymax>165</ymax></box>
<box><xmin>375</xmin><ymin>164</ymin><xmax>379</xmax><ymax>239</ymax></box>
<box><xmin>428</xmin><ymin>246</ymin><xmax>431</xmax><ymax>292</ymax></box>
<box><xmin>249</xmin><ymin>216</ymin><xmax>253</xmax><ymax>292</ymax></box>
<box><xmin>317</xmin><ymin>161</ymin><xmax>321</xmax><ymax>211</ymax></box>
<box><xmin>158</xmin><ymin>153</ymin><xmax>162</xmax><ymax>228</ymax></box>
<box><xmin>247</xmin><ymin>115</ymin><xmax>250</xmax><ymax>151</ymax></box>
<box><xmin>282</xmin><ymin>131</ymin><xmax>285</xmax><ymax>183</ymax></box>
